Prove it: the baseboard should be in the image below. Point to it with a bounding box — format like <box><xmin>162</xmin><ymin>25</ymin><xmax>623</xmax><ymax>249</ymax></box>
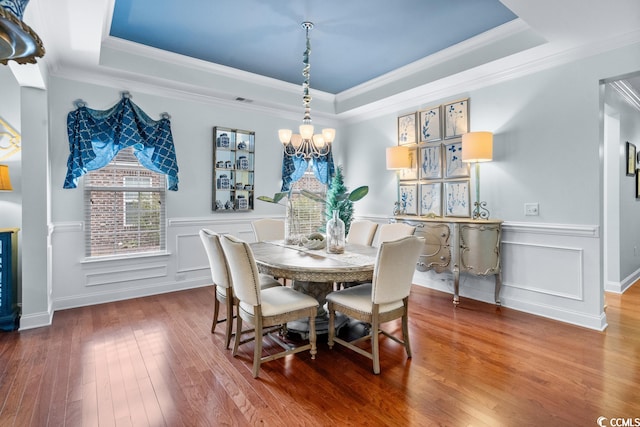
<box><xmin>18</xmin><ymin>308</ymin><xmax>54</xmax><ymax>331</ymax></box>
<box><xmin>609</xmin><ymin>268</ymin><xmax>640</xmax><ymax>294</ymax></box>
<box><xmin>52</xmin><ymin>279</ymin><xmax>211</xmax><ymax>312</ymax></box>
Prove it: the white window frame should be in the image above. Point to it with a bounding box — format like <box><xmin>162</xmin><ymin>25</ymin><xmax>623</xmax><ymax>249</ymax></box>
<box><xmin>83</xmin><ymin>148</ymin><xmax>166</xmax><ymax>258</ymax></box>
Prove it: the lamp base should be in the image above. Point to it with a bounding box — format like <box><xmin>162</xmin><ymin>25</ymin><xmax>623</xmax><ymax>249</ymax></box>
<box><xmin>471</xmin><ymin>201</ymin><xmax>490</xmax><ymax>220</ymax></box>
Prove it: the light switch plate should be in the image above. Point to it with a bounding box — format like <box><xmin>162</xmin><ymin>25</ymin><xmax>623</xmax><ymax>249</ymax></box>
<box><xmin>524</xmin><ymin>203</ymin><xmax>539</xmax><ymax>216</ymax></box>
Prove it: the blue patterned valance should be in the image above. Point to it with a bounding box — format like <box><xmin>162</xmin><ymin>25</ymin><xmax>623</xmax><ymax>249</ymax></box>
<box><xmin>64</xmin><ymin>94</ymin><xmax>179</xmax><ymax>190</ymax></box>
<box><xmin>281</xmin><ymin>149</ymin><xmax>335</xmax><ymax>192</ymax></box>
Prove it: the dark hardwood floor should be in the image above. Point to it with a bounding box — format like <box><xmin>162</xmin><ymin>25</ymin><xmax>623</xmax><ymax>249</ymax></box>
<box><xmin>1</xmin><ymin>283</ymin><xmax>639</xmax><ymax>426</ymax></box>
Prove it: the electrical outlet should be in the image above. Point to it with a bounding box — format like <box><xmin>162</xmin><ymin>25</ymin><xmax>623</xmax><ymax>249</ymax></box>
<box><xmin>524</xmin><ymin>203</ymin><xmax>539</xmax><ymax>216</ymax></box>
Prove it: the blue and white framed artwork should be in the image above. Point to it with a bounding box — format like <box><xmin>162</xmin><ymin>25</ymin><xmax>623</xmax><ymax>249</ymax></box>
<box><xmin>399</xmin><ymin>183</ymin><xmax>418</xmax><ymax>215</ymax></box>
<box><xmin>444</xmin><ymin>140</ymin><xmax>469</xmax><ymax>178</ymax></box>
<box><xmin>419</xmin><ymin>106</ymin><xmax>441</xmax><ymax>143</ymax></box>
<box><xmin>420</xmin><ymin>182</ymin><xmax>442</xmax><ymax>217</ymax></box>
<box><xmin>399</xmin><ymin>146</ymin><xmax>418</xmax><ymax>180</ymax></box>
<box><xmin>444</xmin><ymin>99</ymin><xmax>469</xmax><ymax>139</ymax></box>
<box><xmin>398</xmin><ymin>112</ymin><xmax>417</xmax><ymax>145</ymax></box>
<box><xmin>444</xmin><ymin>180</ymin><xmax>470</xmax><ymax>217</ymax></box>
<box><xmin>419</xmin><ymin>145</ymin><xmax>441</xmax><ymax>180</ymax></box>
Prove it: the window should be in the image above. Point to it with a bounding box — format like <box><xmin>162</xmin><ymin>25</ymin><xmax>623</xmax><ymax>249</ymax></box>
<box><xmin>84</xmin><ymin>147</ymin><xmax>166</xmax><ymax>257</ymax></box>
<box><xmin>289</xmin><ymin>161</ymin><xmax>327</xmax><ymax>234</ymax></box>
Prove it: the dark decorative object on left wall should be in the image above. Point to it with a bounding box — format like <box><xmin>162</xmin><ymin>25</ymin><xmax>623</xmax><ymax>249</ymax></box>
<box><xmin>0</xmin><ymin>0</ymin><xmax>45</xmax><ymax>65</ymax></box>
<box><xmin>626</xmin><ymin>141</ymin><xmax>636</xmax><ymax>177</ymax></box>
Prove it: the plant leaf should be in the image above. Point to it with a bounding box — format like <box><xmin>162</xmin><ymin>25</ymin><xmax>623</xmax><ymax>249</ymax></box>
<box><xmin>347</xmin><ymin>186</ymin><xmax>369</xmax><ymax>202</ymax></box>
<box><xmin>257</xmin><ymin>192</ymin><xmax>288</xmax><ymax>204</ymax></box>
<box><xmin>301</xmin><ymin>190</ymin><xmax>326</xmax><ymax>203</ymax></box>
<box><xmin>273</xmin><ymin>192</ymin><xmax>288</xmax><ymax>203</ymax></box>
<box><xmin>257</xmin><ymin>195</ymin><xmax>276</xmax><ymax>203</ymax></box>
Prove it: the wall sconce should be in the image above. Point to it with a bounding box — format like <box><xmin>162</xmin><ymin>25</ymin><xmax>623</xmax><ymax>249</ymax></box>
<box><xmin>0</xmin><ymin>164</ymin><xmax>13</xmax><ymax>191</ymax></box>
<box><xmin>462</xmin><ymin>131</ymin><xmax>493</xmax><ymax>219</ymax></box>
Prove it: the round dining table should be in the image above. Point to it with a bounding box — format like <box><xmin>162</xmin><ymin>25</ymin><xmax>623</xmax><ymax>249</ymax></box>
<box><xmin>249</xmin><ymin>241</ymin><xmax>378</xmax><ymax>335</ymax></box>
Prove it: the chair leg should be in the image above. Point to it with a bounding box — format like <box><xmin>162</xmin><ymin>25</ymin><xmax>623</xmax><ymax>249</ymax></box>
<box><xmin>308</xmin><ymin>313</ymin><xmax>317</xmax><ymax>359</ymax></box>
<box><xmin>232</xmin><ymin>309</ymin><xmax>242</xmax><ymax>357</ymax></box>
<box><xmin>252</xmin><ymin>319</ymin><xmax>263</xmax><ymax>378</ymax></box>
<box><xmin>402</xmin><ymin>311</ymin><xmax>412</xmax><ymax>358</ymax></box>
<box><xmin>211</xmin><ymin>292</ymin><xmax>220</xmax><ymax>334</ymax></box>
<box><xmin>224</xmin><ymin>298</ymin><xmax>234</xmax><ymax>349</ymax></box>
<box><xmin>327</xmin><ymin>302</ymin><xmax>335</xmax><ymax>349</ymax></box>
<box><xmin>372</xmin><ymin>313</ymin><xmax>380</xmax><ymax>375</ymax></box>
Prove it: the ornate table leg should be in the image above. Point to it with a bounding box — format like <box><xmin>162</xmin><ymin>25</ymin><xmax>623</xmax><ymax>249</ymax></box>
<box><xmin>453</xmin><ymin>265</ymin><xmax>460</xmax><ymax>305</ymax></box>
<box><xmin>494</xmin><ymin>272</ymin><xmax>502</xmax><ymax>306</ymax></box>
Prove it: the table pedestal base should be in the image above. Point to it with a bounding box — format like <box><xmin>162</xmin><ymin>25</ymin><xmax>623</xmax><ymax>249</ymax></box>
<box><xmin>287</xmin><ymin>280</ymin><xmax>349</xmax><ymax>337</ymax></box>
<box><xmin>287</xmin><ymin>312</ymin><xmax>349</xmax><ymax>339</ymax></box>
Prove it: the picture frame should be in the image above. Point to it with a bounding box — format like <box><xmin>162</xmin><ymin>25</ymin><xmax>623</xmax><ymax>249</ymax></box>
<box><xmin>399</xmin><ymin>183</ymin><xmax>418</xmax><ymax>215</ymax></box>
<box><xmin>444</xmin><ymin>98</ymin><xmax>469</xmax><ymax>139</ymax></box>
<box><xmin>418</xmin><ymin>106</ymin><xmax>441</xmax><ymax>142</ymax></box>
<box><xmin>419</xmin><ymin>145</ymin><xmax>442</xmax><ymax>180</ymax></box>
<box><xmin>419</xmin><ymin>182</ymin><xmax>442</xmax><ymax>217</ymax></box>
<box><xmin>444</xmin><ymin>180</ymin><xmax>470</xmax><ymax>217</ymax></box>
<box><xmin>399</xmin><ymin>146</ymin><xmax>418</xmax><ymax>180</ymax></box>
<box><xmin>398</xmin><ymin>112</ymin><xmax>417</xmax><ymax>145</ymax></box>
<box><xmin>444</xmin><ymin>140</ymin><xmax>469</xmax><ymax>178</ymax></box>
<box><xmin>627</xmin><ymin>141</ymin><xmax>636</xmax><ymax>176</ymax></box>
<box><xmin>636</xmin><ymin>169</ymin><xmax>640</xmax><ymax>199</ymax></box>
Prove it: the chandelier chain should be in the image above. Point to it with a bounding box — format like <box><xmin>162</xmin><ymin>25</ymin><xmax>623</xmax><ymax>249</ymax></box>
<box><xmin>302</xmin><ymin>22</ymin><xmax>312</xmax><ymax>124</ymax></box>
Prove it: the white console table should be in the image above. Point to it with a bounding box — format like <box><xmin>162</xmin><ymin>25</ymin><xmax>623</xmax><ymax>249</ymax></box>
<box><xmin>392</xmin><ymin>217</ymin><xmax>502</xmax><ymax>305</ymax></box>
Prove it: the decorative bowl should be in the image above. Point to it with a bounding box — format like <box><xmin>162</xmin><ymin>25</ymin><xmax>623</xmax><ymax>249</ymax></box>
<box><xmin>301</xmin><ymin>233</ymin><xmax>326</xmax><ymax>250</ymax></box>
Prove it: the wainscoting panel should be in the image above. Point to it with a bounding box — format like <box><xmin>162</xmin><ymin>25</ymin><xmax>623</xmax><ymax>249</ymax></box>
<box><xmin>85</xmin><ymin>264</ymin><xmax>168</xmax><ymax>287</ymax></box>
<box><xmin>405</xmin><ymin>219</ymin><xmax>605</xmax><ymax>331</ymax></box>
<box><xmin>176</xmin><ymin>233</ymin><xmax>208</xmax><ymax>273</ymax></box>
<box><xmin>501</xmin><ymin>241</ymin><xmax>584</xmax><ymax>300</ymax></box>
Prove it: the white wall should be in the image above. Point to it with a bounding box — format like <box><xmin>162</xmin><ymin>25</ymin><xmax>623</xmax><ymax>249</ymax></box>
<box><xmin>606</xmin><ymin>82</ymin><xmax>640</xmax><ymax>292</ymax></box>
<box><xmin>342</xmin><ymin>41</ymin><xmax>640</xmax><ymax>330</ymax></box>
<box><xmin>14</xmin><ymin>38</ymin><xmax>640</xmax><ymax>331</ymax></box>
<box><xmin>46</xmin><ymin>75</ymin><xmax>343</xmax><ymax>314</ymax></box>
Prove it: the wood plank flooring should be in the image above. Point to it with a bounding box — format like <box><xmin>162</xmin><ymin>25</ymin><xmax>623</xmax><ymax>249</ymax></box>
<box><xmin>1</xmin><ymin>283</ymin><xmax>639</xmax><ymax>426</ymax></box>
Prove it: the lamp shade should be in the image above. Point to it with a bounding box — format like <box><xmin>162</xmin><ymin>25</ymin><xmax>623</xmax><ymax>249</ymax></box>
<box><xmin>278</xmin><ymin>129</ymin><xmax>292</xmax><ymax>144</ymax></box>
<box><xmin>299</xmin><ymin>124</ymin><xmax>314</xmax><ymax>140</ymax></box>
<box><xmin>322</xmin><ymin>128</ymin><xmax>336</xmax><ymax>143</ymax></box>
<box><xmin>462</xmin><ymin>131</ymin><xmax>493</xmax><ymax>163</ymax></box>
<box><xmin>0</xmin><ymin>164</ymin><xmax>12</xmax><ymax>191</ymax></box>
<box><xmin>386</xmin><ymin>146</ymin><xmax>410</xmax><ymax>170</ymax></box>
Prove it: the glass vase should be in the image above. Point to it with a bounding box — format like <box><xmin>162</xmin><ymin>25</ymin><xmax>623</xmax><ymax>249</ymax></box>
<box><xmin>285</xmin><ymin>201</ymin><xmax>302</xmax><ymax>245</ymax></box>
<box><xmin>326</xmin><ymin>210</ymin><xmax>345</xmax><ymax>254</ymax></box>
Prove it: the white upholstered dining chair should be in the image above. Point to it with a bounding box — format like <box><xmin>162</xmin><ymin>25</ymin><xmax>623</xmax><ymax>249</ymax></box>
<box><xmin>346</xmin><ymin>220</ymin><xmax>378</xmax><ymax>246</ymax></box>
<box><xmin>327</xmin><ymin>235</ymin><xmax>424</xmax><ymax>374</ymax></box>
<box><xmin>199</xmin><ymin>229</ymin><xmax>280</xmax><ymax>349</ymax></box>
<box><xmin>251</xmin><ymin>218</ymin><xmax>285</xmax><ymax>242</ymax></box>
<box><xmin>374</xmin><ymin>222</ymin><xmax>416</xmax><ymax>246</ymax></box>
<box><xmin>220</xmin><ymin>233</ymin><xmax>319</xmax><ymax>378</ymax></box>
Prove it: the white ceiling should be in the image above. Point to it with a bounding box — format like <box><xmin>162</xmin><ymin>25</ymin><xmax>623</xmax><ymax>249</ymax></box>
<box><xmin>13</xmin><ymin>0</ymin><xmax>640</xmax><ymax>116</ymax></box>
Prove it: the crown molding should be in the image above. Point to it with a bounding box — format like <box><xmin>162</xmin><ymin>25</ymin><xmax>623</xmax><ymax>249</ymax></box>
<box><xmin>610</xmin><ymin>80</ymin><xmax>640</xmax><ymax>112</ymax></box>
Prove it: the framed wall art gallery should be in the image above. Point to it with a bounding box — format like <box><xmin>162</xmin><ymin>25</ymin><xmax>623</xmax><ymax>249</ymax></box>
<box><xmin>395</xmin><ymin>98</ymin><xmax>471</xmax><ymax>217</ymax></box>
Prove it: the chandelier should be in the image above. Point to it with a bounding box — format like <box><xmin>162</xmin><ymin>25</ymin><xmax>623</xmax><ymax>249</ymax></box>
<box><xmin>278</xmin><ymin>22</ymin><xmax>335</xmax><ymax>159</ymax></box>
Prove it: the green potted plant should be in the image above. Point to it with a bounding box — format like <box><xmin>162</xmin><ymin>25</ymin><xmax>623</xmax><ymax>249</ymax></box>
<box><xmin>301</xmin><ymin>166</ymin><xmax>368</xmax><ymax>235</ymax></box>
